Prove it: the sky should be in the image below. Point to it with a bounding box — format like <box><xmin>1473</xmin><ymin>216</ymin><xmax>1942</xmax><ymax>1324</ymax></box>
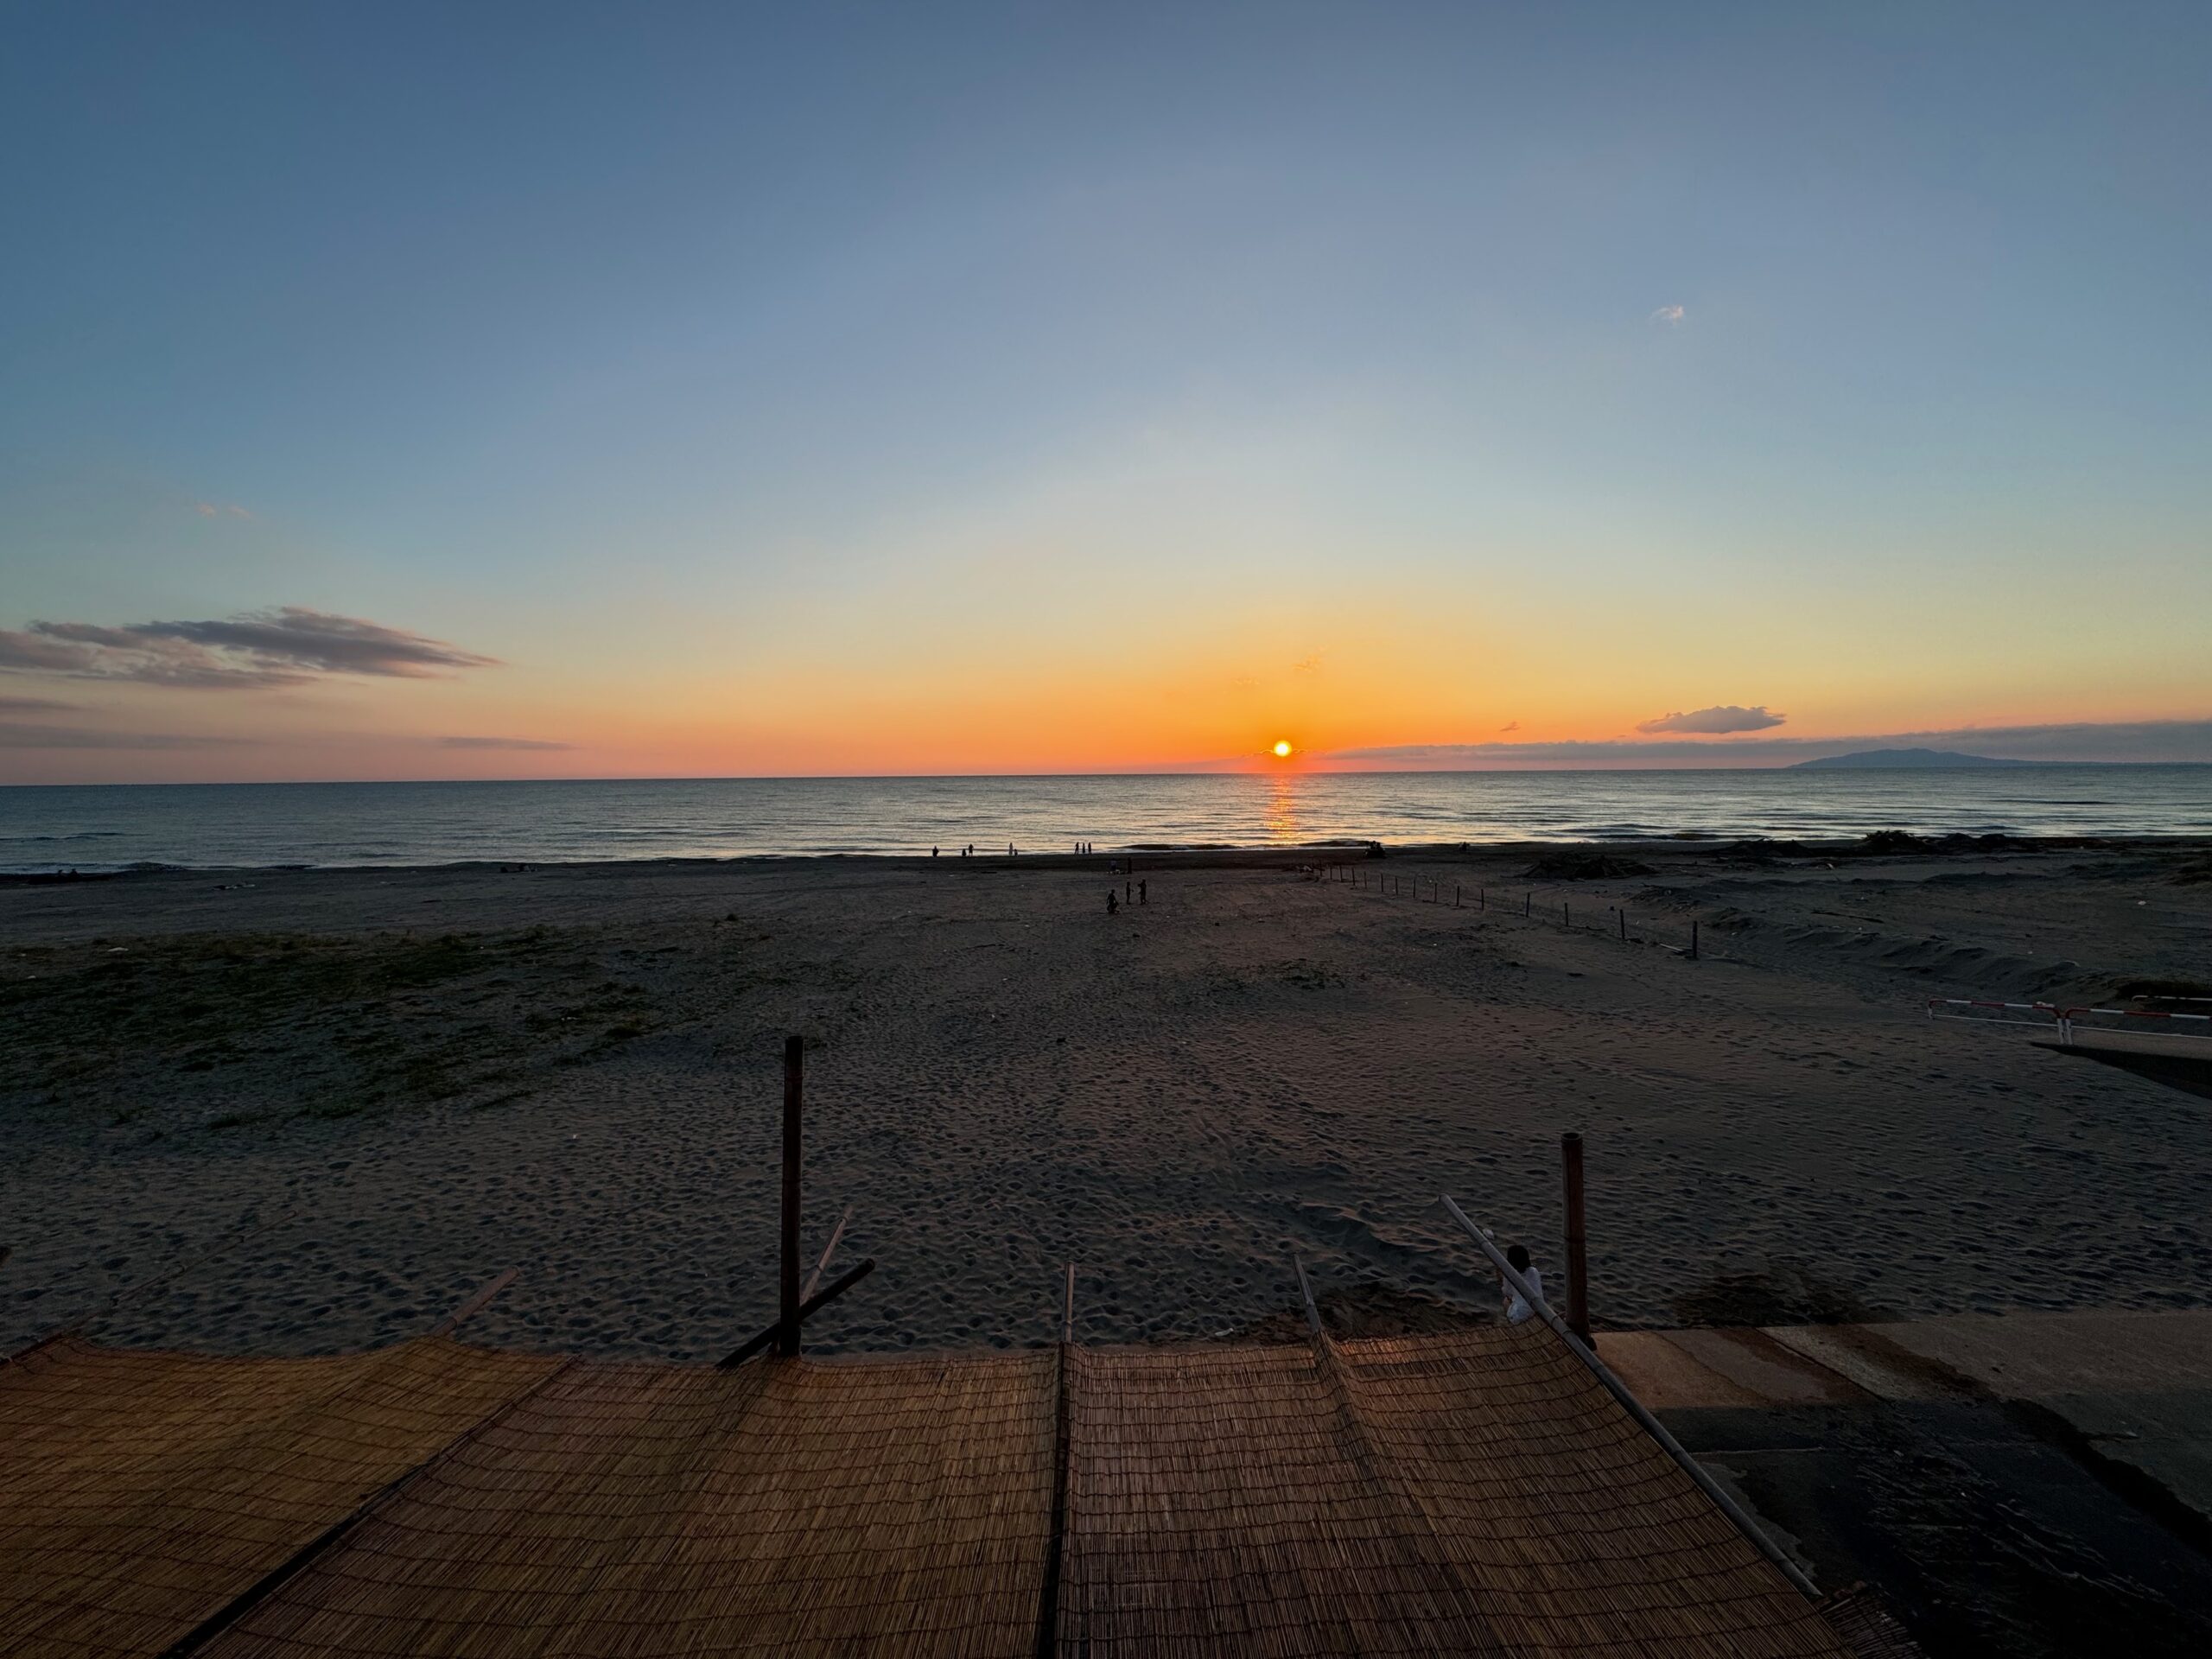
<box><xmin>3</xmin><ymin>1</ymin><xmax>2209</xmax><ymax>782</ymax></box>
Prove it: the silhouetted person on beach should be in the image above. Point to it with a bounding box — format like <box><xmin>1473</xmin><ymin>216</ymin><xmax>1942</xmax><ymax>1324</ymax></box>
<box><xmin>1106</xmin><ymin>890</ymin><xmax>1118</xmax><ymax>914</ymax></box>
<box><xmin>1500</xmin><ymin>1243</ymin><xmax>1543</xmax><ymax>1325</ymax></box>
<box><xmin>1139</xmin><ymin>880</ymin><xmax>1147</xmax><ymax>904</ymax></box>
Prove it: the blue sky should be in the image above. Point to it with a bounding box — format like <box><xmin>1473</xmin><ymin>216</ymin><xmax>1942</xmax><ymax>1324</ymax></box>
<box><xmin>3</xmin><ymin>3</ymin><xmax>2208</xmax><ymax>779</ymax></box>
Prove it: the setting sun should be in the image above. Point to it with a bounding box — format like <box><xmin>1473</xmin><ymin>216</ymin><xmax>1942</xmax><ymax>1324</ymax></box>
<box><xmin>1272</xmin><ymin>740</ymin><xmax>1294</xmax><ymax>759</ymax></box>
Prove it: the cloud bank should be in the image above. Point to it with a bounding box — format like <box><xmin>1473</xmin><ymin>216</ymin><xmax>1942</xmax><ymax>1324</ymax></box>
<box><xmin>435</xmin><ymin>736</ymin><xmax>575</xmax><ymax>752</ymax></box>
<box><xmin>0</xmin><ymin>723</ymin><xmax>254</xmax><ymax>750</ymax></box>
<box><xmin>1636</xmin><ymin>704</ymin><xmax>1786</xmax><ymax>734</ymax></box>
<box><xmin>1329</xmin><ymin>719</ymin><xmax>2212</xmax><ymax>767</ymax></box>
<box><xmin>0</xmin><ymin>607</ymin><xmax>498</xmax><ymax>689</ymax></box>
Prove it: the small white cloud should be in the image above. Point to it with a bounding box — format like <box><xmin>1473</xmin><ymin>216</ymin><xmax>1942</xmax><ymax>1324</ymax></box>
<box><xmin>1650</xmin><ymin>304</ymin><xmax>1684</xmax><ymax>324</ymax></box>
<box><xmin>226</xmin><ymin>505</ymin><xmax>254</xmax><ymax>519</ymax></box>
<box><xmin>194</xmin><ymin>502</ymin><xmax>219</xmax><ymax>517</ymax></box>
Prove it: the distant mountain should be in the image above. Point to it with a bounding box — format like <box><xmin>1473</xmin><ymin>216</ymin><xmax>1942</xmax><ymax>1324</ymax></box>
<box><xmin>1791</xmin><ymin>748</ymin><xmax>2037</xmax><ymax>770</ymax></box>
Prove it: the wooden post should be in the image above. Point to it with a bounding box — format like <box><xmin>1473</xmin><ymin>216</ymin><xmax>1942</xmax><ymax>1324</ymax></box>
<box><xmin>1524</xmin><ymin>892</ymin><xmax>1531</xmax><ymax>917</ymax></box>
<box><xmin>1563</xmin><ymin>900</ymin><xmax>1570</xmax><ymax>928</ymax></box>
<box><xmin>1618</xmin><ymin>909</ymin><xmax>1627</xmax><ymax>941</ymax></box>
<box><xmin>1063</xmin><ymin>1263</ymin><xmax>1076</xmax><ymax>1344</ymax></box>
<box><xmin>1689</xmin><ymin>919</ymin><xmax>1700</xmax><ymax>960</ymax></box>
<box><xmin>779</xmin><ymin>1033</ymin><xmax>803</xmax><ymax>1357</ymax></box>
<box><xmin>1561</xmin><ymin>1132</ymin><xmax>1590</xmax><ymax>1341</ymax></box>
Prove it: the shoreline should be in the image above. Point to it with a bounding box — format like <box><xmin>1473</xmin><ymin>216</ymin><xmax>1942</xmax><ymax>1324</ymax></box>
<box><xmin>10</xmin><ymin>829</ymin><xmax>2212</xmax><ymax>880</ymax></box>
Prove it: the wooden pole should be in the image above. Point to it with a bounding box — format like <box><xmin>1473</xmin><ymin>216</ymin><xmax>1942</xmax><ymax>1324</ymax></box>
<box><xmin>1563</xmin><ymin>900</ymin><xmax>1570</xmax><ymax>928</ymax></box>
<box><xmin>1063</xmin><ymin>1263</ymin><xmax>1076</xmax><ymax>1344</ymax></box>
<box><xmin>1618</xmin><ymin>909</ymin><xmax>1627</xmax><ymax>941</ymax></box>
<box><xmin>779</xmin><ymin>1033</ymin><xmax>803</xmax><ymax>1357</ymax></box>
<box><xmin>1561</xmin><ymin>1133</ymin><xmax>1590</xmax><ymax>1341</ymax></box>
<box><xmin>1690</xmin><ymin>919</ymin><xmax>1700</xmax><ymax>959</ymax></box>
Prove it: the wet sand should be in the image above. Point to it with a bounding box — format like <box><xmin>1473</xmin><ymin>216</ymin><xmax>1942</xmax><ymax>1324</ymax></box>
<box><xmin>4</xmin><ymin>837</ymin><xmax>2209</xmax><ymax>1359</ymax></box>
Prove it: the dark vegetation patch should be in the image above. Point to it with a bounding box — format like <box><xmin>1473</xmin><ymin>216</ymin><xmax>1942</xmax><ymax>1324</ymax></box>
<box><xmin>1671</xmin><ymin>1259</ymin><xmax>1888</xmax><ymax>1327</ymax></box>
<box><xmin>0</xmin><ymin>925</ymin><xmax>725</xmax><ymax>1133</ymax></box>
<box><xmin>1522</xmin><ymin>849</ymin><xmax>1655</xmax><ymax>881</ymax></box>
<box><xmin>1716</xmin><ymin>838</ymin><xmax>1810</xmax><ymax>864</ymax></box>
<box><xmin>1852</xmin><ymin>830</ymin><xmax>2026</xmax><ymax>856</ymax></box>
<box><xmin>1278</xmin><ymin>959</ymin><xmax>1344</xmax><ymax>991</ymax></box>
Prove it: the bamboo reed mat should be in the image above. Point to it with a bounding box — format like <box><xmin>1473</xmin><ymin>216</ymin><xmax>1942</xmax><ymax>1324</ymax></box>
<box><xmin>0</xmin><ymin>1329</ymin><xmax>1882</xmax><ymax>1657</ymax></box>
<box><xmin>200</xmin><ymin>1349</ymin><xmax>1058</xmax><ymax>1659</ymax></box>
<box><xmin>0</xmin><ymin>1336</ymin><xmax>558</xmax><ymax>1659</ymax></box>
<box><xmin>1057</xmin><ymin>1325</ymin><xmax>1852</xmax><ymax>1656</ymax></box>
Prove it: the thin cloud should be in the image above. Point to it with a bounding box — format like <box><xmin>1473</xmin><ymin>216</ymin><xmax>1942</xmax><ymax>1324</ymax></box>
<box><xmin>1650</xmin><ymin>304</ymin><xmax>1684</xmax><ymax>324</ymax></box>
<box><xmin>0</xmin><ymin>722</ymin><xmax>253</xmax><ymax>750</ymax></box>
<box><xmin>435</xmin><ymin>736</ymin><xmax>575</xmax><ymax>752</ymax></box>
<box><xmin>1291</xmin><ymin>655</ymin><xmax>1322</xmax><ymax>675</ymax></box>
<box><xmin>0</xmin><ymin>696</ymin><xmax>77</xmax><ymax>713</ymax></box>
<box><xmin>1637</xmin><ymin>705</ymin><xmax>1786</xmax><ymax>735</ymax></box>
<box><xmin>1498</xmin><ymin>720</ymin><xmax>1519</xmax><ymax>733</ymax></box>
<box><xmin>0</xmin><ymin>607</ymin><xmax>498</xmax><ymax>690</ymax></box>
<box><xmin>1331</xmin><ymin>717</ymin><xmax>2212</xmax><ymax>767</ymax></box>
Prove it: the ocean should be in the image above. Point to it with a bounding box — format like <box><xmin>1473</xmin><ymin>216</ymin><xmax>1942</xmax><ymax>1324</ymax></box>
<box><xmin>1</xmin><ymin>768</ymin><xmax>2205</xmax><ymax>873</ymax></box>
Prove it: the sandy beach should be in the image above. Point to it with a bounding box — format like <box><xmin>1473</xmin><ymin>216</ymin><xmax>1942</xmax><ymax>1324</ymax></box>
<box><xmin>5</xmin><ymin>837</ymin><xmax>2209</xmax><ymax>1360</ymax></box>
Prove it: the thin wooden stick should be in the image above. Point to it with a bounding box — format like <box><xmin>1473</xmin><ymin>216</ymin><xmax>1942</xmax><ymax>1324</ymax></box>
<box><xmin>1293</xmin><ymin>1257</ymin><xmax>1323</xmax><ymax>1336</ymax></box>
<box><xmin>1440</xmin><ymin>1196</ymin><xmax>1819</xmax><ymax>1599</ymax></box>
<box><xmin>779</xmin><ymin>1033</ymin><xmax>803</xmax><ymax>1358</ymax></box>
<box><xmin>1561</xmin><ymin>1133</ymin><xmax>1590</xmax><ymax>1341</ymax></box>
<box><xmin>803</xmin><ymin>1205</ymin><xmax>853</xmax><ymax>1301</ymax></box>
<box><xmin>1062</xmin><ymin>1263</ymin><xmax>1076</xmax><ymax>1344</ymax></box>
<box><xmin>428</xmin><ymin>1268</ymin><xmax>518</xmax><ymax>1338</ymax></box>
<box><xmin>719</xmin><ymin>1258</ymin><xmax>876</xmax><ymax>1369</ymax></box>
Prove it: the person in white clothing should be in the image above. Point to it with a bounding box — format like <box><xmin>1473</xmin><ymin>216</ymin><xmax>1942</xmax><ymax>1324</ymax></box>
<box><xmin>1501</xmin><ymin>1243</ymin><xmax>1544</xmax><ymax>1325</ymax></box>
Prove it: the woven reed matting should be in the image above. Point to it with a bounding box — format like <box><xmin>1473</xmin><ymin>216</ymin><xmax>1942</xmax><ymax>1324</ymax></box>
<box><xmin>1336</xmin><ymin>1325</ymin><xmax>1850</xmax><ymax>1656</ymax></box>
<box><xmin>1058</xmin><ymin>1325</ymin><xmax>1852</xmax><ymax>1656</ymax></box>
<box><xmin>0</xmin><ymin>1336</ymin><xmax>559</xmax><ymax>1659</ymax></box>
<box><xmin>200</xmin><ymin>1349</ymin><xmax>1058</xmax><ymax>1659</ymax></box>
<box><xmin>3</xmin><ymin>1326</ymin><xmax>1874</xmax><ymax>1656</ymax></box>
